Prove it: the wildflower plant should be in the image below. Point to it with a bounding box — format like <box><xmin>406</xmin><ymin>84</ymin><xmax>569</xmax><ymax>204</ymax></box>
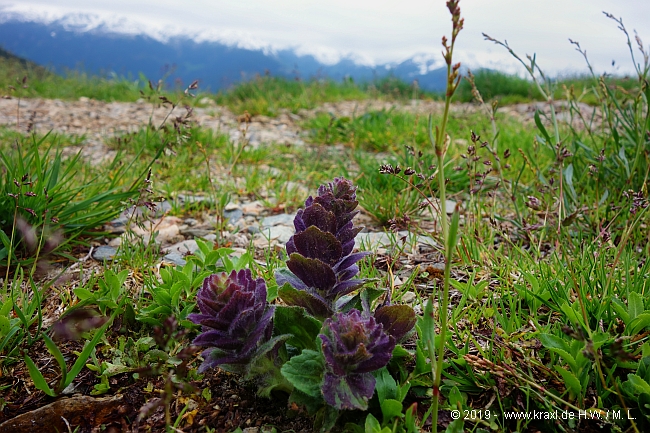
<box><xmin>190</xmin><ymin>178</ymin><xmax>415</xmax><ymax>430</ymax></box>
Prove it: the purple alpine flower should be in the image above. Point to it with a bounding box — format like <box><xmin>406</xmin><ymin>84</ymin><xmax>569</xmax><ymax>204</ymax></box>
<box><xmin>319</xmin><ymin>309</ymin><xmax>396</xmax><ymax>410</ymax></box>
<box><xmin>277</xmin><ymin>178</ymin><xmax>370</xmax><ymax>317</ymax></box>
<box><xmin>189</xmin><ymin>269</ymin><xmax>274</xmax><ymax>372</ymax></box>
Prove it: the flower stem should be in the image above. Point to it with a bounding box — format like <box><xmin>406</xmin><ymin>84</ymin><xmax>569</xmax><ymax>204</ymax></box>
<box><xmin>429</xmin><ymin>2</ymin><xmax>463</xmax><ymax>431</ymax></box>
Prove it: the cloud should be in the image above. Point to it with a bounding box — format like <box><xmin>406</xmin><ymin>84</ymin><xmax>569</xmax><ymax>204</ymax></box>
<box><xmin>0</xmin><ymin>0</ymin><xmax>648</xmax><ymax>75</ymax></box>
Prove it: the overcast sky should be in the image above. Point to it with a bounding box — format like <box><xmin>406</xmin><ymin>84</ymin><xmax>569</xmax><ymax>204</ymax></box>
<box><xmin>1</xmin><ymin>0</ymin><xmax>648</xmax><ymax>76</ymax></box>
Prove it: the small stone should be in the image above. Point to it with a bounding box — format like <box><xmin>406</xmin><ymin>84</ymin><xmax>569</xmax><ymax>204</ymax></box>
<box><xmin>93</xmin><ymin>246</ymin><xmax>117</xmax><ymax>261</ymax></box>
<box><xmin>253</xmin><ymin>226</ymin><xmax>294</xmax><ymax>248</ymax></box>
<box><xmin>61</xmin><ymin>383</ymin><xmax>78</xmax><ymax>395</ymax></box>
<box><xmin>202</xmin><ymin>234</ymin><xmax>218</xmax><ymax>242</ymax></box>
<box><xmin>416</xmin><ymin>235</ymin><xmax>439</xmax><ymax>248</ymax></box>
<box><xmin>247</xmin><ymin>225</ymin><xmax>260</xmax><ymax>234</ymax></box>
<box><xmin>259</xmin><ymin>213</ymin><xmax>295</xmax><ymax>228</ymax></box>
<box><xmin>401</xmin><ymin>291</ymin><xmax>417</xmax><ymax>304</ymax></box>
<box><xmin>183</xmin><ymin>218</ymin><xmax>199</xmax><ymax>226</ymax></box>
<box><xmin>241</xmin><ymin>201</ymin><xmax>265</xmax><ymax>216</ymax></box>
<box><xmin>182</xmin><ymin>228</ymin><xmax>214</xmax><ymax>238</ymax></box>
<box><xmin>199</xmin><ymin>97</ymin><xmax>215</xmax><ymax>106</ymax></box>
<box><xmin>177</xmin><ymin>193</ymin><xmax>213</xmax><ymax>205</ymax></box>
<box><xmin>163</xmin><ymin>239</ymin><xmax>199</xmax><ymax>255</ymax></box>
<box><xmin>285</xmin><ymin>181</ymin><xmax>309</xmax><ymax>196</ymax></box>
<box><xmin>225</xmin><ymin>202</ymin><xmax>240</xmax><ymax>211</ymax></box>
<box><xmin>355</xmin><ymin>232</ymin><xmax>393</xmax><ymax>250</ymax></box>
<box><xmin>162</xmin><ymin>252</ymin><xmax>186</xmax><ymax>267</ymax></box>
<box><xmin>154</xmin><ymin>200</ymin><xmax>173</xmax><ymax>217</ymax></box>
<box><xmin>227</xmin><ymin>233</ymin><xmax>250</xmax><ymax>248</ymax></box>
<box><xmin>152</xmin><ymin>224</ymin><xmax>182</xmax><ymax>245</ymax></box>
<box><xmin>224</xmin><ymin>208</ymin><xmax>243</xmax><ymax>224</ymax></box>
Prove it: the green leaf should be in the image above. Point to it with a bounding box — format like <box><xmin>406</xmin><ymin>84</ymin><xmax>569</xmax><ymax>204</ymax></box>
<box><xmin>91</xmin><ymin>376</ymin><xmax>111</xmax><ymax>395</ymax></box>
<box><xmin>289</xmin><ymin>389</ymin><xmax>324</xmax><ymax>415</ymax></box>
<box><xmin>364</xmin><ymin>413</ymin><xmax>383</xmax><ymax>433</ymax></box>
<box><xmin>612</xmin><ymin>298</ymin><xmax>631</xmax><ymax>324</ymax></box>
<box><xmin>380</xmin><ymin>399</ymin><xmax>404</xmax><ymax>424</ymax></box>
<box><xmin>405</xmin><ymin>403</ymin><xmax>418</xmax><ymax>433</ymax></box>
<box><xmin>447</xmin><ymin>209</ymin><xmax>460</xmax><ymax>261</ymax></box>
<box><xmin>629</xmin><ymin>292</ymin><xmax>645</xmax><ymax>320</ymax></box>
<box><xmin>555</xmin><ymin>366</ymin><xmax>581</xmax><ymax>397</ymax></box>
<box><xmin>618</xmin><ymin>145</ymin><xmax>630</xmax><ymax>177</ymax></box>
<box><xmin>204</xmin><ymin>250</ymin><xmax>223</xmax><ymax>267</ymax></box>
<box><xmin>0</xmin><ymin>315</ymin><xmax>11</xmax><ymax>338</ymax></box>
<box><xmin>539</xmin><ymin>333</ymin><xmax>570</xmax><ymax>352</ymax></box>
<box><xmin>626</xmin><ymin>374</ymin><xmax>650</xmax><ymax>395</ymax></box>
<box><xmin>273</xmin><ymin>306</ymin><xmax>322</xmax><ymax>351</ymax></box>
<box><xmin>336</xmin><ymin>287</ymin><xmax>384</xmax><ymax>313</ymax></box>
<box><xmin>445</xmin><ymin>419</ymin><xmax>465</xmax><ymax>433</ymax></box>
<box><xmin>170</xmin><ymin>281</ymin><xmax>184</xmax><ymax>309</ymax></box>
<box><xmin>548</xmin><ymin>348</ymin><xmax>578</xmax><ymax>373</ymax></box>
<box><xmin>278</xmin><ymin>284</ymin><xmax>332</xmax><ymax>319</ymax></box>
<box><xmin>24</xmin><ymin>355</ymin><xmax>56</xmax><ymax>396</ymax></box>
<box><xmin>0</xmin><ymin>298</ymin><xmax>13</xmax><ymax>316</ymax></box>
<box><xmin>195</xmin><ymin>238</ymin><xmax>212</xmax><ymax>256</ymax></box>
<box><xmin>42</xmin><ymin>334</ymin><xmax>68</xmax><ymax>387</ymax></box>
<box><xmin>63</xmin><ymin>313</ymin><xmax>112</xmax><ymax>391</ymax></box>
<box><xmin>630</xmin><ymin>313</ymin><xmax>650</xmax><ymax>335</ymax></box>
<box><xmin>73</xmin><ymin>288</ymin><xmax>95</xmax><ymax>301</ymax></box>
<box><xmin>281</xmin><ymin>349</ymin><xmax>324</xmax><ymax>398</ymax></box>
<box><xmin>448</xmin><ymin>385</ymin><xmax>463</xmax><ymax>408</ymax></box>
<box><xmin>314</xmin><ymin>404</ymin><xmax>339</xmax><ymax>433</ymax></box>
<box><xmin>534</xmin><ymin>110</ymin><xmax>551</xmax><ymax>144</ymax></box>
<box><xmin>374</xmin><ymin>367</ymin><xmax>397</xmax><ymax>402</ymax></box>
<box><xmin>560</xmin><ymin>301</ymin><xmax>583</xmax><ymax>326</ymax></box>
<box><xmin>563</xmin><ymin>163</ymin><xmax>576</xmax><ymax>201</ymax></box>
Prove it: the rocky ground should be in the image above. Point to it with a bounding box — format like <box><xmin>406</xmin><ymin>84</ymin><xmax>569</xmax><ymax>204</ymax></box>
<box><xmin>0</xmin><ymin>94</ymin><xmax>602</xmax><ymax>310</ymax></box>
<box><xmin>0</xmin><ymin>96</ymin><xmax>600</xmax><ymax>161</ymax></box>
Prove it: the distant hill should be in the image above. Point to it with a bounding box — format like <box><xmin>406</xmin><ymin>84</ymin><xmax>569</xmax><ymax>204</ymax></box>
<box><xmin>0</xmin><ymin>45</ymin><xmax>50</xmax><ymax>75</ymax></box>
<box><xmin>0</xmin><ymin>17</ymin><xmax>449</xmax><ymax>92</ymax></box>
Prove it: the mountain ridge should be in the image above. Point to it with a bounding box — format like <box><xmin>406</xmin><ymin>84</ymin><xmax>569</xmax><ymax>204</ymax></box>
<box><xmin>0</xmin><ymin>15</ymin><xmax>449</xmax><ymax>92</ymax></box>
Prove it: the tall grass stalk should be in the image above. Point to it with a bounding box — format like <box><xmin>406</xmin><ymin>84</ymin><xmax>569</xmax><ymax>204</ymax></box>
<box><xmin>427</xmin><ymin>2</ymin><xmax>463</xmax><ymax>431</ymax></box>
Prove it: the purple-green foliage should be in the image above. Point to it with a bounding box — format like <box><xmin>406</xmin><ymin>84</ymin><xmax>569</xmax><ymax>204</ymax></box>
<box><xmin>188</xmin><ymin>269</ymin><xmax>274</xmax><ymax>373</ymax></box>
<box><xmin>276</xmin><ymin>177</ymin><xmax>370</xmax><ymax>317</ymax></box>
<box><xmin>319</xmin><ymin>309</ymin><xmax>395</xmax><ymax>410</ymax></box>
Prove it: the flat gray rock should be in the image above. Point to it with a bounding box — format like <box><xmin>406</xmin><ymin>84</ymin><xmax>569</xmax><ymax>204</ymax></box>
<box><xmin>259</xmin><ymin>213</ymin><xmax>295</xmax><ymax>228</ymax></box>
<box><xmin>163</xmin><ymin>239</ymin><xmax>199</xmax><ymax>255</ymax></box>
<box><xmin>182</xmin><ymin>228</ymin><xmax>214</xmax><ymax>238</ymax></box>
<box><xmin>254</xmin><ymin>225</ymin><xmax>295</xmax><ymax>247</ymax></box>
<box><xmin>92</xmin><ymin>245</ymin><xmax>117</xmax><ymax>261</ymax></box>
<box><xmin>162</xmin><ymin>252</ymin><xmax>186</xmax><ymax>267</ymax></box>
<box><xmin>355</xmin><ymin>231</ymin><xmax>440</xmax><ymax>250</ymax></box>
<box><xmin>224</xmin><ymin>209</ymin><xmax>244</xmax><ymax>224</ymax></box>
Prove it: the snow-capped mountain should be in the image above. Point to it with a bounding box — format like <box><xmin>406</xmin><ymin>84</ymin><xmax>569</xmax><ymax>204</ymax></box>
<box><xmin>0</xmin><ymin>12</ymin><xmax>449</xmax><ymax>92</ymax></box>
